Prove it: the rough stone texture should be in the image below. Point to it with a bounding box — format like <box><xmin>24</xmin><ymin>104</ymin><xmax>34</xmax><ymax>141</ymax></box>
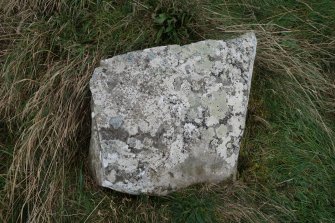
<box><xmin>89</xmin><ymin>32</ymin><xmax>257</xmax><ymax>195</ymax></box>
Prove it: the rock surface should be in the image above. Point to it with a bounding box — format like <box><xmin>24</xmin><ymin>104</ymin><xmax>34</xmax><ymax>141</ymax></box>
<box><xmin>89</xmin><ymin>32</ymin><xmax>257</xmax><ymax>195</ymax></box>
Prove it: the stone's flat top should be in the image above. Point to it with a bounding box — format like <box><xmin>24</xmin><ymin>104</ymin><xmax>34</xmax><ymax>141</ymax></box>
<box><xmin>90</xmin><ymin>32</ymin><xmax>257</xmax><ymax>195</ymax></box>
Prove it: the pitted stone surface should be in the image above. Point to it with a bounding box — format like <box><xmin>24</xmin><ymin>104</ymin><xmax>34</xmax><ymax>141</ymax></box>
<box><xmin>89</xmin><ymin>32</ymin><xmax>257</xmax><ymax>195</ymax></box>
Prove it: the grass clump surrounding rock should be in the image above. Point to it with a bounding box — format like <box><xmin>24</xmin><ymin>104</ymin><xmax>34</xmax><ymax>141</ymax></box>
<box><xmin>0</xmin><ymin>0</ymin><xmax>334</xmax><ymax>222</ymax></box>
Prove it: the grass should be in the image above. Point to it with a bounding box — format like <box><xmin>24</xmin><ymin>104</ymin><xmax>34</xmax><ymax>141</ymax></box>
<box><xmin>0</xmin><ymin>0</ymin><xmax>334</xmax><ymax>222</ymax></box>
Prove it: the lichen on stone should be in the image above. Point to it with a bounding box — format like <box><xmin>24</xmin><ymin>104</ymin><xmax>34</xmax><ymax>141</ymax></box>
<box><xmin>89</xmin><ymin>32</ymin><xmax>257</xmax><ymax>195</ymax></box>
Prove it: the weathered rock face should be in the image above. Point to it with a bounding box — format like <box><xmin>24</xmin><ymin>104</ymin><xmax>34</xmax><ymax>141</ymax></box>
<box><xmin>89</xmin><ymin>32</ymin><xmax>257</xmax><ymax>195</ymax></box>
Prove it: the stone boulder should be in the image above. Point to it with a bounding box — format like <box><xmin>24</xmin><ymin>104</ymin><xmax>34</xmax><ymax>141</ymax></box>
<box><xmin>89</xmin><ymin>32</ymin><xmax>257</xmax><ymax>195</ymax></box>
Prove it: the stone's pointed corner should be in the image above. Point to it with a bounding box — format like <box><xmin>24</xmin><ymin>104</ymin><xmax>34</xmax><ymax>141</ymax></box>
<box><xmin>89</xmin><ymin>33</ymin><xmax>257</xmax><ymax>195</ymax></box>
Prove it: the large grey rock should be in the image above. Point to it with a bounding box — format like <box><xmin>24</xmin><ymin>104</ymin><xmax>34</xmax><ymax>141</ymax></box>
<box><xmin>89</xmin><ymin>32</ymin><xmax>257</xmax><ymax>195</ymax></box>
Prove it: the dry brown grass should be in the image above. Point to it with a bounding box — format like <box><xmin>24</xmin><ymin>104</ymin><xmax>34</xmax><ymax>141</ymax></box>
<box><xmin>0</xmin><ymin>8</ymin><xmax>100</xmax><ymax>222</ymax></box>
<box><xmin>1</xmin><ymin>51</ymin><xmax>100</xmax><ymax>222</ymax></box>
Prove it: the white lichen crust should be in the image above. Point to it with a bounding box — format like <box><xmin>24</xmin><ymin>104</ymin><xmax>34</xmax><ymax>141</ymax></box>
<box><xmin>89</xmin><ymin>32</ymin><xmax>257</xmax><ymax>195</ymax></box>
